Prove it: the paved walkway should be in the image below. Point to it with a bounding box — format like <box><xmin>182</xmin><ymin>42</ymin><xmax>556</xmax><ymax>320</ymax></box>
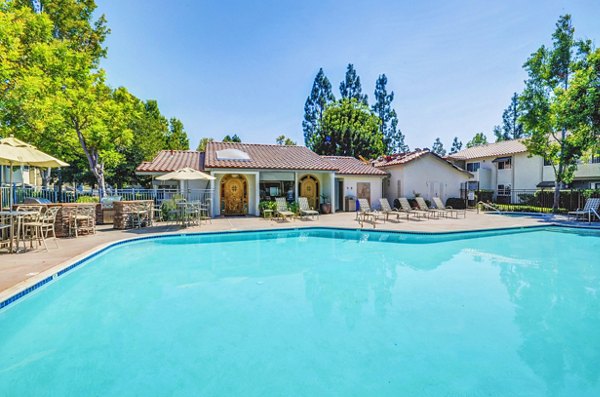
<box><xmin>0</xmin><ymin>211</ymin><xmax>591</xmax><ymax>297</ymax></box>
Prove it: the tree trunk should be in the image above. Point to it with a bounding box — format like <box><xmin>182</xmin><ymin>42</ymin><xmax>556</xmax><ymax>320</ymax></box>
<box><xmin>41</xmin><ymin>167</ymin><xmax>51</xmax><ymax>188</ymax></box>
<box><xmin>74</xmin><ymin>121</ymin><xmax>107</xmax><ymax>198</ymax></box>
<box><xmin>554</xmin><ymin>126</ymin><xmax>568</xmax><ymax>211</ymax></box>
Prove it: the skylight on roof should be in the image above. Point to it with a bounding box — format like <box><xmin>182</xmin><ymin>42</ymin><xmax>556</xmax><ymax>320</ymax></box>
<box><xmin>216</xmin><ymin>149</ymin><xmax>251</xmax><ymax>161</ymax></box>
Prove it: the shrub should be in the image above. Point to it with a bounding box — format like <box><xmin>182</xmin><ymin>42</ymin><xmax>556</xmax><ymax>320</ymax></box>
<box><xmin>76</xmin><ymin>196</ymin><xmax>99</xmax><ymax>203</ymax></box>
<box><xmin>259</xmin><ymin>200</ymin><xmax>277</xmax><ymax>215</ymax></box>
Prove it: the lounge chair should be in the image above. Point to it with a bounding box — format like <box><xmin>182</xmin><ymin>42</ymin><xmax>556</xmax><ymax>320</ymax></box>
<box><xmin>356</xmin><ymin>198</ymin><xmax>385</xmax><ymax>227</ymax></box>
<box><xmin>414</xmin><ymin>197</ymin><xmax>443</xmax><ymax>219</ymax></box>
<box><xmin>379</xmin><ymin>198</ymin><xmax>408</xmax><ymax>222</ymax></box>
<box><xmin>275</xmin><ymin>197</ymin><xmax>295</xmax><ymax>222</ymax></box>
<box><xmin>568</xmin><ymin>198</ymin><xmax>600</xmax><ymax>224</ymax></box>
<box><xmin>432</xmin><ymin>197</ymin><xmax>466</xmax><ymax>218</ymax></box>
<box><xmin>298</xmin><ymin>197</ymin><xmax>319</xmax><ymax>220</ymax></box>
<box><xmin>397</xmin><ymin>197</ymin><xmax>428</xmax><ymax>219</ymax></box>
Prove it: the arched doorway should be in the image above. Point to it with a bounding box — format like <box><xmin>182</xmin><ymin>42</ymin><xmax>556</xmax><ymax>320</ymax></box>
<box><xmin>299</xmin><ymin>175</ymin><xmax>319</xmax><ymax>209</ymax></box>
<box><xmin>221</xmin><ymin>174</ymin><xmax>248</xmax><ymax>215</ymax></box>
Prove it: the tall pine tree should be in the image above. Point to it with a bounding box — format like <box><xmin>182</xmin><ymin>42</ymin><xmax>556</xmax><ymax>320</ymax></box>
<box><xmin>449</xmin><ymin>137</ymin><xmax>463</xmax><ymax>154</ymax></box>
<box><xmin>431</xmin><ymin>138</ymin><xmax>446</xmax><ymax>156</ymax></box>
<box><xmin>303</xmin><ymin>68</ymin><xmax>335</xmax><ymax>148</ymax></box>
<box><xmin>372</xmin><ymin>74</ymin><xmax>408</xmax><ymax>154</ymax></box>
<box><xmin>494</xmin><ymin>92</ymin><xmax>527</xmax><ymax>141</ymax></box>
<box><xmin>339</xmin><ymin>64</ymin><xmax>368</xmax><ymax>105</ymax></box>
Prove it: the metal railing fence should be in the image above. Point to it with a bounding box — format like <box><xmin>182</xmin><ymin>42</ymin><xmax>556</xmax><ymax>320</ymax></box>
<box><xmin>0</xmin><ymin>186</ymin><xmax>213</xmax><ymax>209</ymax></box>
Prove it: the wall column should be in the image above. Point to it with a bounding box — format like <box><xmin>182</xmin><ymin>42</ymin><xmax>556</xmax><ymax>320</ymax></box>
<box><xmin>330</xmin><ymin>172</ymin><xmax>336</xmax><ymax>213</ymax></box>
<box><xmin>294</xmin><ymin>172</ymin><xmax>298</xmax><ymax>201</ymax></box>
<box><xmin>255</xmin><ymin>172</ymin><xmax>260</xmax><ymax>216</ymax></box>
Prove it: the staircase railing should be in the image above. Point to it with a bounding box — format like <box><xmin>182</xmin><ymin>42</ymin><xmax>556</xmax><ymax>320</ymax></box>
<box><xmin>477</xmin><ymin>201</ymin><xmax>501</xmax><ymax>214</ymax></box>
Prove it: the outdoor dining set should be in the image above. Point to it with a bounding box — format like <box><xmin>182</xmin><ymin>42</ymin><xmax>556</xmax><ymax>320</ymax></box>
<box><xmin>0</xmin><ymin>205</ymin><xmax>96</xmax><ymax>253</ymax></box>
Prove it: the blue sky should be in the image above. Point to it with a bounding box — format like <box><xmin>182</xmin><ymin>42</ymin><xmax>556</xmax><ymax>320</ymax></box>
<box><xmin>97</xmin><ymin>0</ymin><xmax>600</xmax><ymax>151</ymax></box>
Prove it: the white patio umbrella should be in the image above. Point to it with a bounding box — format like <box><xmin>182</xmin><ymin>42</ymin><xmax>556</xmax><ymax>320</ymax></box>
<box><xmin>155</xmin><ymin>167</ymin><xmax>215</xmax><ymax>201</ymax></box>
<box><xmin>0</xmin><ymin>136</ymin><xmax>69</xmax><ymax>208</ymax></box>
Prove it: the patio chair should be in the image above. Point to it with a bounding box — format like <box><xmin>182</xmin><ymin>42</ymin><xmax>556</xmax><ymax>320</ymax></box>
<box><xmin>379</xmin><ymin>198</ymin><xmax>408</xmax><ymax>222</ymax></box>
<box><xmin>69</xmin><ymin>206</ymin><xmax>96</xmax><ymax>237</ymax></box>
<box><xmin>275</xmin><ymin>197</ymin><xmax>295</xmax><ymax>222</ymax></box>
<box><xmin>356</xmin><ymin>198</ymin><xmax>385</xmax><ymax>227</ymax></box>
<box><xmin>17</xmin><ymin>205</ymin><xmax>44</xmax><ymax>248</ymax></box>
<box><xmin>432</xmin><ymin>197</ymin><xmax>465</xmax><ymax>218</ymax></box>
<box><xmin>22</xmin><ymin>206</ymin><xmax>60</xmax><ymax>250</ymax></box>
<box><xmin>397</xmin><ymin>197</ymin><xmax>428</xmax><ymax>219</ymax></box>
<box><xmin>414</xmin><ymin>197</ymin><xmax>443</xmax><ymax>219</ymax></box>
<box><xmin>125</xmin><ymin>202</ymin><xmax>150</xmax><ymax>228</ymax></box>
<box><xmin>568</xmin><ymin>198</ymin><xmax>600</xmax><ymax>224</ymax></box>
<box><xmin>298</xmin><ymin>197</ymin><xmax>319</xmax><ymax>220</ymax></box>
<box><xmin>0</xmin><ymin>222</ymin><xmax>10</xmax><ymax>252</ymax></box>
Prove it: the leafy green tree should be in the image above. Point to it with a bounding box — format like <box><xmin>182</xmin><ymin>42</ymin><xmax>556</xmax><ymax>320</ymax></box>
<box><xmin>558</xmin><ymin>47</ymin><xmax>600</xmax><ymax>160</ymax></box>
<box><xmin>223</xmin><ymin>134</ymin><xmax>241</xmax><ymax>143</ymax></box>
<box><xmin>197</xmin><ymin>137</ymin><xmax>214</xmax><ymax>151</ymax></box>
<box><xmin>449</xmin><ymin>137</ymin><xmax>463</xmax><ymax>154</ymax></box>
<box><xmin>372</xmin><ymin>74</ymin><xmax>407</xmax><ymax>154</ymax></box>
<box><xmin>312</xmin><ymin>99</ymin><xmax>384</xmax><ymax>158</ymax></box>
<box><xmin>519</xmin><ymin>14</ymin><xmax>594</xmax><ymax>210</ymax></box>
<box><xmin>466</xmin><ymin>132</ymin><xmax>488</xmax><ymax>148</ymax></box>
<box><xmin>494</xmin><ymin>93</ymin><xmax>527</xmax><ymax>141</ymax></box>
<box><xmin>15</xmin><ymin>0</ymin><xmax>109</xmax><ymax>62</ymax></box>
<box><xmin>276</xmin><ymin>135</ymin><xmax>296</xmax><ymax>145</ymax></box>
<box><xmin>165</xmin><ymin>118</ymin><xmax>189</xmax><ymax>150</ymax></box>
<box><xmin>0</xmin><ymin>5</ymin><xmax>80</xmax><ymax>170</ymax></box>
<box><xmin>431</xmin><ymin>138</ymin><xmax>446</xmax><ymax>156</ymax></box>
<box><xmin>339</xmin><ymin>64</ymin><xmax>368</xmax><ymax>105</ymax></box>
<box><xmin>303</xmin><ymin>68</ymin><xmax>335</xmax><ymax>148</ymax></box>
<box><xmin>111</xmin><ymin>99</ymin><xmax>169</xmax><ymax>187</ymax></box>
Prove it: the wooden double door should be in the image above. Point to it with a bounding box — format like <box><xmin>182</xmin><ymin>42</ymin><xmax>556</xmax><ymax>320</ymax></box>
<box><xmin>299</xmin><ymin>175</ymin><xmax>319</xmax><ymax>209</ymax></box>
<box><xmin>221</xmin><ymin>175</ymin><xmax>248</xmax><ymax>215</ymax></box>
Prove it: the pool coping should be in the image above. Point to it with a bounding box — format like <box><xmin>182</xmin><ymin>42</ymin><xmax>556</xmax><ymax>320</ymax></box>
<box><xmin>1</xmin><ymin>222</ymin><xmax>598</xmax><ymax>311</ymax></box>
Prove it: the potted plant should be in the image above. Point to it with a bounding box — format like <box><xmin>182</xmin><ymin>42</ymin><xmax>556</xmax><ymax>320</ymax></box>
<box><xmin>320</xmin><ymin>193</ymin><xmax>332</xmax><ymax>214</ymax></box>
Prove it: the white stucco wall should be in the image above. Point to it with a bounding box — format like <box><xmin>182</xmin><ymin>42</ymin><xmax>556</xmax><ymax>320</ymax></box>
<box><xmin>338</xmin><ymin>175</ymin><xmax>384</xmax><ymax>210</ymax></box>
<box><xmin>465</xmin><ymin>153</ymin><xmax>544</xmax><ymax>191</ymax></box>
<box><xmin>543</xmin><ymin>162</ymin><xmax>600</xmax><ymax>185</ymax></box>
<box><xmin>384</xmin><ymin>154</ymin><xmax>471</xmax><ymax>203</ymax></box>
<box><xmin>513</xmin><ymin>153</ymin><xmax>543</xmax><ymax>190</ymax></box>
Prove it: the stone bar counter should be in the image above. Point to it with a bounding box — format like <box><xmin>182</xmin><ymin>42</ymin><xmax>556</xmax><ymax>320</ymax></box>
<box><xmin>113</xmin><ymin>200</ymin><xmax>153</xmax><ymax>230</ymax></box>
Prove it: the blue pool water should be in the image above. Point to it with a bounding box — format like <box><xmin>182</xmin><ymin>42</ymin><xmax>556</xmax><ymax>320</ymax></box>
<box><xmin>1</xmin><ymin>227</ymin><xmax>599</xmax><ymax>396</ymax></box>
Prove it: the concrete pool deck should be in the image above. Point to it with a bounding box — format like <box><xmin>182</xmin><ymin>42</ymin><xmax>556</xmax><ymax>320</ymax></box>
<box><xmin>0</xmin><ymin>211</ymin><xmax>596</xmax><ymax>298</ymax></box>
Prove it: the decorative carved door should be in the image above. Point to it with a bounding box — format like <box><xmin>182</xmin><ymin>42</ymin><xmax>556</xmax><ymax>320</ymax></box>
<box><xmin>300</xmin><ymin>176</ymin><xmax>318</xmax><ymax>209</ymax></box>
<box><xmin>222</xmin><ymin>175</ymin><xmax>247</xmax><ymax>215</ymax></box>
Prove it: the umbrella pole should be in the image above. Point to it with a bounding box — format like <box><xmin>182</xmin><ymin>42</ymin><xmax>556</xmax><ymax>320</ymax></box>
<box><xmin>9</xmin><ymin>161</ymin><xmax>13</xmax><ymax>208</ymax></box>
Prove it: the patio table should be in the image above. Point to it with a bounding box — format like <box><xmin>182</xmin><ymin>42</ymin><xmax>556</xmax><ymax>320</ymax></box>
<box><xmin>0</xmin><ymin>210</ymin><xmax>39</xmax><ymax>253</ymax></box>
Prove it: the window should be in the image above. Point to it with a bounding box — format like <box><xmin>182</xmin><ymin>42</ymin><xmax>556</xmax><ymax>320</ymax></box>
<box><xmin>497</xmin><ymin>184</ymin><xmax>511</xmax><ymax>196</ymax></box>
<box><xmin>466</xmin><ymin>162</ymin><xmax>480</xmax><ymax>172</ymax></box>
<box><xmin>591</xmin><ymin>155</ymin><xmax>600</xmax><ymax>164</ymax></box>
<box><xmin>259</xmin><ymin>181</ymin><xmax>294</xmax><ymax>202</ymax></box>
<box><xmin>497</xmin><ymin>158</ymin><xmax>512</xmax><ymax>170</ymax></box>
<box><xmin>543</xmin><ymin>158</ymin><xmax>552</xmax><ymax>166</ymax></box>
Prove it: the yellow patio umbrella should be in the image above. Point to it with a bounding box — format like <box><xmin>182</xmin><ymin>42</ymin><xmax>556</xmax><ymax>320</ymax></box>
<box><xmin>0</xmin><ymin>136</ymin><xmax>69</xmax><ymax>208</ymax></box>
<box><xmin>156</xmin><ymin>167</ymin><xmax>215</xmax><ymax>201</ymax></box>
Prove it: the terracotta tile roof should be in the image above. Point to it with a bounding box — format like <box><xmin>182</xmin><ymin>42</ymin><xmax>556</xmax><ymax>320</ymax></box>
<box><xmin>204</xmin><ymin>142</ymin><xmax>338</xmax><ymax>171</ymax></box>
<box><xmin>372</xmin><ymin>149</ymin><xmax>430</xmax><ymax>168</ymax></box>
<box><xmin>321</xmin><ymin>156</ymin><xmax>387</xmax><ymax>176</ymax></box>
<box><xmin>136</xmin><ymin>150</ymin><xmax>204</xmax><ymax>173</ymax></box>
<box><xmin>372</xmin><ymin>149</ymin><xmax>472</xmax><ymax>176</ymax></box>
<box><xmin>447</xmin><ymin>139</ymin><xmax>527</xmax><ymax>160</ymax></box>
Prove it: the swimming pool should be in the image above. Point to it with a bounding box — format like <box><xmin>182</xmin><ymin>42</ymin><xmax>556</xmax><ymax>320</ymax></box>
<box><xmin>1</xmin><ymin>227</ymin><xmax>599</xmax><ymax>396</ymax></box>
